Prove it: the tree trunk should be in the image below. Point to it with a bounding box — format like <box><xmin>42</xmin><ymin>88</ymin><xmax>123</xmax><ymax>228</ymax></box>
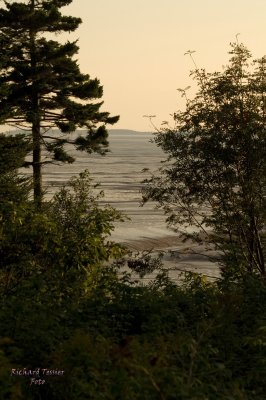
<box><xmin>32</xmin><ymin>117</ymin><xmax>42</xmax><ymax>206</ymax></box>
<box><xmin>30</xmin><ymin>0</ymin><xmax>42</xmax><ymax>206</ymax></box>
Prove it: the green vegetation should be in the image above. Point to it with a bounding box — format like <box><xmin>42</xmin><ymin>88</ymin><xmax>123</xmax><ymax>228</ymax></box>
<box><xmin>0</xmin><ymin>36</ymin><xmax>266</xmax><ymax>399</ymax></box>
<box><xmin>0</xmin><ymin>135</ymin><xmax>265</xmax><ymax>400</ymax></box>
<box><xmin>0</xmin><ymin>0</ymin><xmax>119</xmax><ymax>205</ymax></box>
<box><xmin>143</xmin><ymin>43</ymin><xmax>266</xmax><ymax>279</ymax></box>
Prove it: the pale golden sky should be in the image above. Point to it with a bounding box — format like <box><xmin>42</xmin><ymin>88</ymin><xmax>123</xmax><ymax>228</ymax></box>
<box><xmin>63</xmin><ymin>0</ymin><xmax>265</xmax><ymax>131</ymax></box>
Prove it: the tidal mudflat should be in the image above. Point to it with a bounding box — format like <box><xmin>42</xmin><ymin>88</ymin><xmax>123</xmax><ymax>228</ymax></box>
<box><xmin>43</xmin><ymin>129</ymin><xmax>220</xmax><ymax>280</ymax></box>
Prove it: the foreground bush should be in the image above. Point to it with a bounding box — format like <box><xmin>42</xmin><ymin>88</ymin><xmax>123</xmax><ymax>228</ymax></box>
<box><xmin>0</xmin><ymin>165</ymin><xmax>265</xmax><ymax>399</ymax></box>
<box><xmin>1</xmin><ymin>269</ymin><xmax>266</xmax><ymax>399</ymax></box>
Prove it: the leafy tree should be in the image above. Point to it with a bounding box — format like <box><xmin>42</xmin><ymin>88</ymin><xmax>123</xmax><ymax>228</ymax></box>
<box><xmin>47</xmin><ymin>171</ymin><xmax>125</xmax><ymax>279</ymax></box>
<box><xmin>0</xmin><ymin>170</ymin><xmax>124</xmax><ymax>297</ymax></box>
<box><xmin>143</xmin><ymin>43</ymin><xmax>266</xmax><ymax>278</ymax></box>
<box><xmin>0</xmin><ymin>0</ymin><xmax>119</xmax><ymax>205</ymax></box>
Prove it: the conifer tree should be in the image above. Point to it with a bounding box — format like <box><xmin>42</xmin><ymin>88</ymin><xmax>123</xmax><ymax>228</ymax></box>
<box><xmin>0</xmin><ymin>133</ymin><xmax>31</xmax><ymax>204</ymax></box>
<box><xmin>0</xmin><ymin>0</ymin><xmax>119</xmax><ymax>205</ymax></box>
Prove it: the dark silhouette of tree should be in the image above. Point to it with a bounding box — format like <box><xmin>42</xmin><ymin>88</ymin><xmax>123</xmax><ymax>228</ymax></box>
<box><xmin>0</xmin><ymin>0</ymin><xmax>119</xmax><ymax>205</ymax></box>
<box><xmin>0</xmin><ymin>133</ymin><xmax>32</xmax><ymax>204</ymax></box>
<box><xmin>143</xmin><ymin>43</ymin><xmax>266</xmax><ymax>278</ymax></box>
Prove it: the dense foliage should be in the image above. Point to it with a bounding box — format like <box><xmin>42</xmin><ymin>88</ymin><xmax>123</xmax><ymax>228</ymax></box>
<box><xmin>0</xmin><ymin>149</ymin><xmax>266</xmax><ymax>399</ymax></box>
<box><xmin>0</xmin><ymin>133</ymin><xmax>32</xmax><ymax>204</ymax></box>
<box><xmin>1</xmin><ymin>43</ymin><xmax>266</xmax><ymax>399</ymax></box>
<box><xmin>0</xmin><ymin>0</ymin><xmax>119</xmax><ymax>204</ymax></box>
<box><xmin>143</xmin><ymin>43</ymin><xmax>266</xmax><ymax>279</ymax></box>
<box><xmin>1</xmin><ymin>259</ymin><xmax>266</xmax><ymax>398</ymax></box>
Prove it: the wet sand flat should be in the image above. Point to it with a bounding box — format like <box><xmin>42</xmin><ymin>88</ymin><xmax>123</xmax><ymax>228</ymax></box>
<box><xmin>41</xmin><ymin>129</ymin><xmax>220</xmax><ymax>279</ymax></box>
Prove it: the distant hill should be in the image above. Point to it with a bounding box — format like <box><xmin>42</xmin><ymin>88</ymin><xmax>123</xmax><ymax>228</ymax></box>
<box><xmin>2</xmin><ymin>128</ymin><xmax>154</xmax><ymax>136</ymax></box>
<box><xmin>108</xmin><ymin>129</ymin><xmax>154</xmax><ymax>135</ymax></box>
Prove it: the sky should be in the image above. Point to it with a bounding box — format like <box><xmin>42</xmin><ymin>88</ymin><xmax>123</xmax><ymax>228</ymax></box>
<box><xmin>20</xmin><ymin>1</ymin><xmax>266</xmax><ymax>131</ymax></box>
